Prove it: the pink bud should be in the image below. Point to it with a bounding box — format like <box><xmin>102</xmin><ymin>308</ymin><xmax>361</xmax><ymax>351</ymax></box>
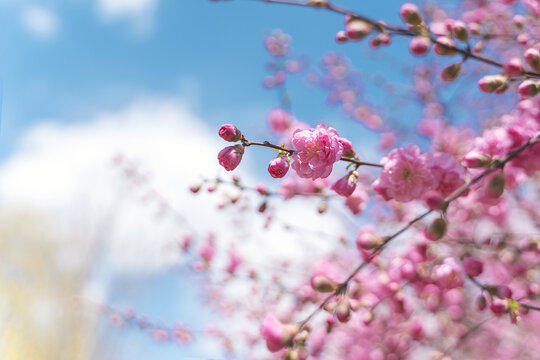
<box><xmin>524</xmin><ymin>48</ymin><xmax>540</xmax><ymax>71</ymax></box>
<box><xmin>311</xmin><ymin>274</ymin><xmax>337</xmax><ymax>293</ymax></box>
<box><xmin>462</xmin><ymin>151</ymin><xmax>491</xmax><ymax>168</ymax></box>
<box><xmin>338</xmin><ymin>137</ymin><xmax>355</xmax><ymax>157</ymax></box>
<box><xmin>346</xmin><ymin>19</ymin><xmax>372</xmax><ymax>41</ymax></box>
<box><xmin>478</xmin><ymin>75</ymin><xmax>506</xmax><ymax>93</ymax></box>
<box><xmin>356</xmin><ymin>231</ymin><xmax>383</xmax><ymax>250</ymax></box>
<box><xmin>189</xmin><ymin>182</ymin><xmax>202</xmax><ymax>193</ymax></box>
<box><xmin>334</xmin><ymin>299</ymin><xmax>352</xmax><ymax>323</ymax></box>
<box><xmin>256</xmin><ymin>183</ymin><xmax>269</xmax><ymax>195</ymax></box>
<box><xmin>489</xmin><ymin>298</ymin><xmax>508</xmax><ymax>315</ymax></box>
<box><xmin>260</xmin><ymin>315</ymin><xmax>299</xmax><ymax>352</ymax></box>
<box><xmin>425</xmin><ymin>217</ymin><xmax>447</xmax><ymax>241</ymax></box>
<box><xmin>451</xmin><ymin>20</ymin><xmax>469</xmax><ymax>42</ymax></box>
<box><xmin>268</xmin><ymin>155</ymin><xmax>290</xmax><ymax>178</ymax></box>
<box><xmin>498</xmin><ymin>285</ymin><xmax>513</xmax><ymax>299</ymax></box>
<box><xmin>503</xmin><ymin>57</ymin><xmax>523</xmax><ymax>77</ymax></box>
<box><xmin>423</xmin><ymin>191</ymin><xmax>445</xmax><ymax>210</ymax></box>
<box><xmin>219</xmin><ymin>124</ymin><xmax>242</xmax><ymax>142</ymax></box>
<box><xmin>331</xmin><ymin>171</ymin><xmax>358</xmax><ymax>197</ymax></box>
<box><xmin>218</xmin><ymin>145</ymin><xmax>244</xmax><ymax>171</ymax></box>
<box><xmin>409</xmin><ymin>36</ymin><xmax>431</xmax><ymax>56</ymax></box>
<box><xmin>399</xmin><ymin>3</ymin><xmax>422</xmax><ymax>25</ymax></box>
<box><xmin>268</xmin><ymin>108</ymin><xmax>292</xmax><ymax>134</ymax></box>
<box><xmin>518</xmin><ymin>80</ymin><xmax>540</xmax><ymax>98</ymax></box>
<box><xmin>462</xmin><ymin>257</ymin><xmax>483</xmax><ymax>277</ymax></box>
<box><xmin>335</xmin><ymin>30</ymin><xmax>348</xmax><ymax>43</ymax></box>
<box><xmin>441</xmin><ymin>62</ymin><xmax>461</xmax><ymax>82</ymax></box>
<box><xmin>517</xmin><ymin>33</ymin><xmax>530</xmax><ymax>46</ymax></box>
<box><xmin>433</xmin><ymin>36</ymin><xmax>457</xmax><ymax>56</ymax></box>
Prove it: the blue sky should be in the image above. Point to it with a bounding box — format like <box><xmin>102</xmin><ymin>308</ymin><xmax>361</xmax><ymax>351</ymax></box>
<box><xmin>0</xmin><ymin>1</ymin><xmax>471</xmax><ymax>359</ymax></box>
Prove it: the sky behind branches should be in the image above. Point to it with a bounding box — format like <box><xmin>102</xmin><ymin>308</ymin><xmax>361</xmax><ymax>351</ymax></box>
<box><xmin>0</xmin><ymin>1</ymin><xmax>460</xmax><ymax>359</ymax></box>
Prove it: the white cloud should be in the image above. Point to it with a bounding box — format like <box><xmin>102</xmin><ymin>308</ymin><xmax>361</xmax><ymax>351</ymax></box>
<box><xmin>20</xmin><ymin>4</ymin><xmax>59</xmax><ymax>40</ymax></box>
<box><xmin>96</xmin><ymin>0</ymin><xmax>158</xmax><ymax>32</ymax></box>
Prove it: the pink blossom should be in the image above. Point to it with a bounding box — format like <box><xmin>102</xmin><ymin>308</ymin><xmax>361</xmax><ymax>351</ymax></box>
<box><xmin>268</xmin><ymin>155</ymin><xmax>290</xmax><ymax>178</ymax></box>
<box><xmin>291</xmin><ymin>124</ymin><xmax>343</xmax><ymax>180</ymax></box>
<box><xmin>433</xmin><ymin>258</ymin><xmax>463</xmax><ymax>289</ymax></box>
<box><xmin>409</xmin><ymin>36</ymin><xmax>430</xmax><ymax>56</ymax></box>
<box><xmin>523</xmin><ymin>0</ymin><xmax>540</xmax><ymax>15</ymax></box>
<box><xmin>430</xmin><ymin>152</ymin><xmax>466</xmax><ymax>197</ymax></box>
<box><xmin>373</xmin><ymin>145</ymin><xmax>436</xmax><ymax>202</ymax></box>
<box><xmin>259</xmin><ymin>315</ymin><xmax>298</xmax><ymax>352</ymax></box>
<box><xmin>268</xmin><ymin>108</ymin><xmax>292</xmax><ymax>134</ymax></box>
<box><xmin>218</xmin><ymin>145</ymin><xmax>244</xmax><ymax>171</ymax></box>
<box><xmin>331</xmin><ymin>171</ymin><xmax>357</xmax><ymax>197</ymax></box>
<box><xmin>338</xmin><ymin>137</ymin><xmax>355</xmax><ymax>157</ymax></box>
<box><xmin>463</xmin><ymin>257</ymin><xmax>484</xmax><ymax>277</ymax></box>
<box><xmin>218</xmin><ymin>124</ymin><xmax>242</xmax><ymax>142</ymax></box>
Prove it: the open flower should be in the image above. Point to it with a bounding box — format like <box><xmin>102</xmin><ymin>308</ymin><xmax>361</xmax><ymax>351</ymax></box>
<box><xmin>291</xmin><ymin>124</ymin><xmax>343</xmax><ymax>180</ymax></box>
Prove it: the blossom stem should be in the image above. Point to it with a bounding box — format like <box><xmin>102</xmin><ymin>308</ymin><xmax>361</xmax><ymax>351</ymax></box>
<box><xmin>242</xmin><ymin>139</ymin><xmax>383</xmax><ymax>167</ymax></box>
<box><xmin>254</xmin><ymin>0</ymin><xmax>540</xmax><ymax>79</ymax></box>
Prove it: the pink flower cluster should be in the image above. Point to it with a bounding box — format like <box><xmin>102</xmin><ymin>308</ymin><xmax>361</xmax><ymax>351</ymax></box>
<box><xmin>373</xmin><ymin>145</ymin><xmax>465</xmax><ymax>202</ymax></box>
<box><xmin>291</xmin><ymin>124</ymin><xmax>343</xmax><ymax>180</ymax></box>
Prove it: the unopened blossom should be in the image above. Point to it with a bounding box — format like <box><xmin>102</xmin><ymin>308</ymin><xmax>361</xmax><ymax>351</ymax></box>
<box><xmin>463</xmin><ymin>257</ymin><xmax>483</xmax><ymax>277</ymax></box>
<box><xmin>399</xmin><ymin>3</ymin><xmax>422</xmax><ymax>25</ymax></box>
<box><xmin>291</xmin><ymin>124</ymin><xmax>343</xmax><ymax>180</ymax></box>
<box><xmin>338</xmin><ymin>137</ymin><xmax>355</xmax><ymax>157</ymax></box>
<box><xmin>268</xmin><ymin>155</ymin><xmax>290</xmax><ymax>178</ymax></box>
<box><xmin>259</xmin><ymin>315</ymin><xmax>298</xmax><ymax>352</ymax></box>
<box><xmin>218</xmin><ymin>145</ymin><xmax>244</xmax><ymax>171</ymax></box>
<box><xmin>524</xmin><ymin>48</ymin><xmax>540</xmax><ymax>71</ymax></box>
<box><xmin>503</xmin><ymin>57</ymin><xmax>523</xmax><ymax>77</ymax></box>
<box><xmin>331</xmin><ymin>171</ymin><xmax>358</xmax><ymax>197</ymax></box>
<box><xmin>218</xmin><ymin>124</ymin><xmax>242</xmax><ymax>142</ymax></box>
<box><xmin>372</xmin><ymin>145</ymin><xmax>436</xmax><ymax>202</ymax></box>
<box><xmin>409</xmin><ymin>36</ymin><xmax>430</xmax><ymax>56</ymax></box>
<box><xmin>268</xmin><ymin>108</ymin><xmax>292</xmax><ymax>134</ymax></box>
<box><xmin>433</xmin><ymin>36</ymin><xmax>457</xmax><ymax>56</ymax></box>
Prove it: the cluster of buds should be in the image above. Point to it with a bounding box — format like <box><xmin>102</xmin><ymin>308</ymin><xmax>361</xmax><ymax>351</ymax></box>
<box><xmin>218</xmin><ymin>124</ymin><xmax>245</xmax><ymax>171</ymax></box>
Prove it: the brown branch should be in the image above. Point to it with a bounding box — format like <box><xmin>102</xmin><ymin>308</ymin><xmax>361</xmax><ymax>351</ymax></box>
<box><xmin>254</xmin><ymin>0</ymin><xmax>540</xmax><ymax>79</ymax></box>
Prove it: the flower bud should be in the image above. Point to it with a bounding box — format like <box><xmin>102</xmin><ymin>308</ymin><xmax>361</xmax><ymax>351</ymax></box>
<box><xmin>356</xmin><ymin>231</ymin><xmax>383</xmax><ymax>250</ymax></box>
<box><xmin>259</xmin><ymin>315</ymin><xmax>299</xmax><ymax>353</ymax></box>
<box><xmin>524</xmin><ymin>48</ymin><xmax>540</xmax><ymax>71</ymax></box>
<box><xmin>268</xmin><ymin>155</ymin><xmax>290</xmax><ymax>178</ymax></box>
<box><xmin>423</xmin><ymin>191</ymin><xmax>446</xmax><ymax>210</ymax></box>
<box><xmin>486</xmin><ymin>173</ymin><xmax>505</xmax><ymax>198</ymax></box>
<box><xmin>451</xmin><ymin>21</ymin><xmax>469</xmax><ymax>42</ymax></box>
<box><xmin>346</xmin><ymin>19</ymin><xmax>372</xmax><ymax>41</ymax></box>
<box><xmin>518</xmin><ymin>80</ymin><xmax>540</xmax><ymax>98</ymax></box>
<box><xmin>218</xmin><ymin>124</ymin><xmax>242</xmax><ymax>142</ymax></box>
<box><xmin>478</xmin><ymin>75</ymin><xmax>506</xmax><ymax>93</ymax></box>
<box><xmin>463</xmin><ymin>257</ymin><xmax>483</xmax><ymax>277</ymax></box>
<box><xmin>462</xmin><ymin>151</ymin><xmax>491</xmax><ymax>168</ymax></box>
<box><xmin>331</xmin><ymin>171</ymin><xmax>358</xmax><ymax>197</ymax></box>
<box><xmin>441</xmin><ymin>62</ymin><xmax>461</xmax><ymax>82</ymax></box>
<box><xmin>489</xmin><ymin>298</ymin><xmax>508</xmax><ymax>315</ymax></box>
<box><xmin>338</xmin><ymin>137</ymin><xmax>355</xmax><ymax>157</ymax></box>
<box><xmin>503</xmin><ymin>57</ymin><xmax>523</xmax><ymax>77</ymax></box>
<box><xmin>189</xmin><ymin>182</ymin><xmax>202</xmax><ymax>193</ymax></box>
<box><xmin>498</xmin><ymin>285</ymin><xmax>513</xmax><ymax>299</ymax></box>
<box><xmin>318</xmin><ymin>201</ymin><xmax>328</xmax><ymax>214</ymax></box>
<box><xmin>218</xmin><ymin>145</ymin><xmax>244</xmax><ymax>171</ymax></box>
<box><xmin>433</xmin><ymin>37</ymin><xmax>457</xmax><ymax>56</ymax></box>
<box><xmin>409</xmin><ymin>36</ymin><xmax>431</xmax><ymax>56</ymax></box>
<box><xmin>311</xmin><ymin>274</ymin><xmax>337</xmax><ymax>293</ymax></box>
<box><xmin>334</xmin><ymin>299</ymin><xmax>352</xmax><ymax>323</ymax></box>
<box><xmin>399</xmin><ymin>3</ymin><xmax>422</xmax><ymax>25</ymax></box>
<box><xmin>425</xmin><ymin>217</ymin><xmax>447</xmax><ymax>241</ymax></box>
<box><xmin>335</xmin><ymin>30</ymin><xmax>348</xmax><ymax>43</ymax></box>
